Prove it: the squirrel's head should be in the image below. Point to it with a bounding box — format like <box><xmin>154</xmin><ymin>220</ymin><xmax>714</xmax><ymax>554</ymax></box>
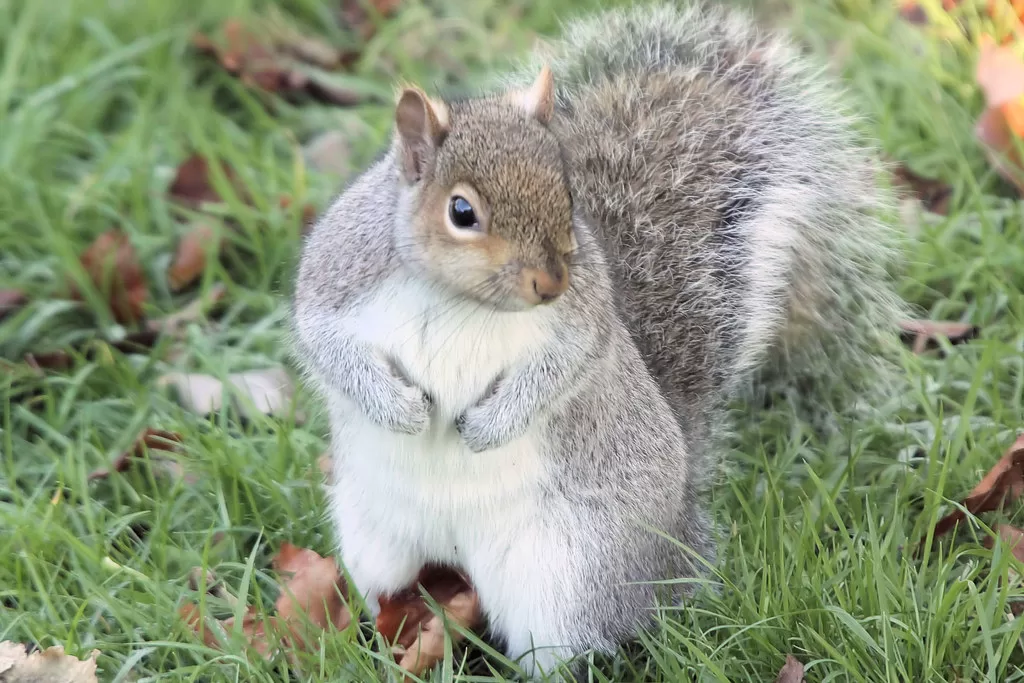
<box><xmin>391</xmin><ymin>66</ymin><xmax>575</xmax><ymax>311</ymax></box>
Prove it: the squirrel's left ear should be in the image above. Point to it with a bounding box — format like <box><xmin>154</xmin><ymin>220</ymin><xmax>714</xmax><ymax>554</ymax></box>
<box><xmin>507</xmin><ymin>65</ymin><xmax>555</xmax><ymax>125</ymax></box>
<box><xmin>394</xmin><ymin>86</ymin><xmax>449</xmax><ymax>184</ymax></box>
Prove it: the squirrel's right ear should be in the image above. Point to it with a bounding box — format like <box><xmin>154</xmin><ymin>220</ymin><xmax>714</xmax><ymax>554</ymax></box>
<box><xmin>394</xmin><ymin>86</ymin><xmax>449</xmax><ymax>184</ymax></box>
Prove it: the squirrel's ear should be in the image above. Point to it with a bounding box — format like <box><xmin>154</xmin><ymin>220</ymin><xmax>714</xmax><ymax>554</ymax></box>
<box><xmin>394</xmin><ymin>86</ymin><xmax>449</xmax><ymax>184</ymax></box>
<box><xmin>507</xmin><ymin>65</ymin><xmax>555</xmax><ymax>125</ymax></box>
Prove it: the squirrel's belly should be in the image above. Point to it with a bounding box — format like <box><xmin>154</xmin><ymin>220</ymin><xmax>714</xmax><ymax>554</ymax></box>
<box><xmin>328</xmin><ymin>396</ymin><xmax>549</xmax><ymax>568</ymax></box>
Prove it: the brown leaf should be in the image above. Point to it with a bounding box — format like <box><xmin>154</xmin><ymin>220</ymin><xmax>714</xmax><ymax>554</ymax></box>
<box><xmin>273</xmin><ymin>544</ymin><xmax>352</xmax><ymax>646</ymax></box>
<box><xmin>774</xmin><ymin>654</ymin><xmax>805</xmax><ymax>683</ymax></box>
<box><xmin>168</xmin><ymin>154</ymin><xmax>246</xmax><ymax>209</ymax></box>
<box><xmin>377</xmin><ymin>565</ymin><xmax>482</xmax><ymax>677</ymax></box>
<box><xmin>318</xmin><ymin>452</ymin><xmax>333</xmax><ymax>482</ymax></box>
<box><xmin>898</xmin><ymin>319</ymin><xmax>978</xmax><ymax>354</ymax></box>
<box><xmin>192</xmin><ymin>19</ymin><xmax>366</xmax><ymax>107</ymax></box>
<box><xmin>179</xmin><ymin>603</ymin><xmax>280</xmax><ymax>659</ymax></box>
<box><xmin>0</xmin><ymin>641</ymin><xmax>100</xmax><ymax>682</ymax></box>
<box><xmin>340</xmin><ymin>0</ymin><xmax>402</xmax><ymax>41</ymax></box>
<box><xmin>278</xmin><ymin>195</ymin><xmax>319</xmax><ymax>231</ymax></box>
<box><xmin>167</xmin><ymin>222</ymin><xmax>226</xmax><ymax>292</ymax></box>
<box><xmin>74</xmin><ymin>229</ymin><xmax>148</xmax><ymax>324</ymax></box>
<box><xmin>984</xmin><ymin>523</ymin><xmax>1024</xmax><ymax>563</ymax></box>
<box><xmin>891</xmin><ymin>165</ymin><xmax>953</xmax><ymax>215</ymax></box>
<box><xmin>157</xmin><ymin>367</ymin><xmax>297</xmax><ymax>420</ymax></box>
<box><xmin>0</xmin><ymin>289</ymin><xmax>26</xmax><ymax>319</ymax></box>
<box><xmin>930</xmin><ymin>434</ymin><xmax>1024</xmax><ymax>540</ymax></box>
<box><xmin>23</xmin><ymin>351</ymin><xmax>73</xmax><ymax>372</ymax></box>
<box><xmin>87</xmin><ymin>428</ymin><xmax>187</xmax><ymax>482</ymax></box>
<box><xmin>975</xmin><ymin>36</ymin><xmax>1024</xmax><ymax>192</ymax></box>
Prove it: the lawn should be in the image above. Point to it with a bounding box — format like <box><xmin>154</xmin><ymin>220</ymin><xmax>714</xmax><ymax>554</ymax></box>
<box><xmin>2</xmin><ymin>0</ymin><xmax>1024</xmax><ymax>681</ymax></box>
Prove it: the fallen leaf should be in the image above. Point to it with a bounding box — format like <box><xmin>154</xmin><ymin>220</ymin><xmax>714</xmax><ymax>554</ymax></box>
<box><xmin>984</xmin><ymin>523</ymin><xmax>1024</xmax><ymax>563</ymax></box>
<box><xmin>158</xmin><ymin>367</ymin><xmax>297</xmax><ymax>420</ymax></box>
<box><xmin>278</xmin><ymin>196</ymin><xmax>319</xmax><ymax>231</ymax></box>
<box><xmin>976</xmin><ymin>36</ymin><xmax>1024</xmax><ymax>192</ymax></box>
<box><xmin>0</xmin><ymin>289</ymin><xmax>26</xmax><ymax>319</ymax></box>
<box><xmin>87</xmin><ymin>428</ymin><xmax>188</xmax><ymax>482</ymax></box>
<box><xmin>167</xmin><ymin>222</ymin><xmax>226</xmax><ymax>292</ymax></box>
<box><xmin>179</xmin><ymin>603</ymin><xmax>280</xmax><ymax>659</ymax></box>
<box><xmin>340</xmin><ymin>0</ymin><xmax>402</xmax><ymax>41</ymax></box>
<box><xmin>273</xmin><ymin>543</ymin><xmax>351</xmax><ymax>646</ymax></box>
<box><xmin>774</xmin><ymin>654</ymin><xmax>805</xmax><ymax>683</ymax></box>
<box><xmin>73</xmin><ymin>229</ymin><xmax>148</xmax><ymax>324</ymax></box>
<box><xmin>148</xmin><ymin>283</ymin><xmax>228</xmax><ymax>337</ymax></box>
<box><xmin>192</xmin><ymin>19</ymin><xmax>366</xmax><ymax>107</ymax></box>
<box><xmin>930</xmin><ymin>434</ymin><xmax>1024</xmax><ymax>540</ymax></box>
<box><xmin>23</xmin><ymin>350</ymin><xmax>73</xmax><ymax>372</ymax></box>
<box><xmin>898</xmin><ymin>319</ymin><xmax>978</xmax><ymax>354</ymax></box>
<box><xmin>168</xmin><ymin>154</ymin><xmax>246</xmax><ymax>209</ymax></box>
<box><xmin>0</xmin><ymin>641</ymin><xmax>100</xmax><ymax>682</ymax></box>
<box><xmin>376</xmin><ymin>565</ymin><xmax>482</xmax><ymax>677</ymax></box>
<box><xmin>891</xmin><ymin>165</ymin><xmax>953</xmax><ymax>215</ymax></box>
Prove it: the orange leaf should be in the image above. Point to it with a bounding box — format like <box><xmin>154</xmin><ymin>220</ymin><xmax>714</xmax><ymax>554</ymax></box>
<box><xmin>775</xmin><ymin>655</ymin><xmax>806</xmax><ymax>683</ymax></box>
<box><xmin>0</xmin><ymin>289</ymin><xmax>26</xmax><ymax>319</ymax></box>
<box><xmin>898</xmin><ymin>319</ymin><xmax>977</xmax><ymax>354</ymax></box>
<box><xmin>74</xmin><ymin>229</ymin><xmax>148</xmax><ymax>324</ymax></box>
<box><xmin>929</xmin><ymin>434</ymin><xmax>1024</xmax><ymax>540</ymax></box>
<box><xmin>376</xmin><ymin>565</ymin><xmax>482</xmax><ymax>677</ymax></box>
<box><xmin>167</xmin><ymin>222</ymin><xmax>225</xmax><ymax>292</ymax></box>
<box><xmin>272</xmin><ymin>543</ymin><xmax>352</xmax><ymax>643</ymax></box>
<box><xmin>168</xmin><ymin>154</ymin><xmax>245</xmax><ymax>208</ymax></box>
<box><xmin>983</xmin><ymin>523</ymin><xmax>1024</xmax><ymax>563</ymax></box>
<box><xmin>87</xmin><ymin>428</ymin><xmax>188</xmax><ymax>482</ymax></box>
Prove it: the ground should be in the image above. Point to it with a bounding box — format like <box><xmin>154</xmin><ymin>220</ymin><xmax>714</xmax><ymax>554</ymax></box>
<box><xmin>2</xmin><ymin>0</ymin><xmax>1024</xmax><ymax>681</ymax></box>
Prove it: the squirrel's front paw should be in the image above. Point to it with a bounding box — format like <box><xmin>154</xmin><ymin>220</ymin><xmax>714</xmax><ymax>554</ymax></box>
<box><xmin>455</xmin><ymin>401</ymin><xmax>525</xmax><ymax>453</ymax></box>
<box><xmin>366</xmin><ymin>379</ymin><xmax>431</xmax><ymax>435</ymax></box>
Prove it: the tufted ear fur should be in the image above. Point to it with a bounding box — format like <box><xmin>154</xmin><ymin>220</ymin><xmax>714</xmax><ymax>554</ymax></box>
<box><xmin>394</xmin><ymin>86</ymin><xmax>449</xmax><ymax>184</ymax></box>
<box><xmin>506</xmin><ymin>65</ymin><xmax>555</xmax><ymax>125</ymax></box>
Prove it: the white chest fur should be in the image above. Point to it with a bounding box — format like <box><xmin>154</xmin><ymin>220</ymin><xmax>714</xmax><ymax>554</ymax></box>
<box><xmin>327</xmin><ymin>276</ymin><xmax>556</xmax><ymax>570</ymax></box>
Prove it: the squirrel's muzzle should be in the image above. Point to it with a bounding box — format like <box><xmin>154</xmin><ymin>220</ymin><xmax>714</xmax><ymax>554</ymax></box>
<box><xmin>521</xmin><ymin>263</ymin><xmax>569</xmax><ymax>305</ymax></box>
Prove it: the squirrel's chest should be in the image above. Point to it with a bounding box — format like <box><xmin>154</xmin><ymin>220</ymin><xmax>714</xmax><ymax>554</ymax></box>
<box><xmin>351</xmin><ymin>278</ymin><xmax>551</xmax><ymax>416</ymax></box>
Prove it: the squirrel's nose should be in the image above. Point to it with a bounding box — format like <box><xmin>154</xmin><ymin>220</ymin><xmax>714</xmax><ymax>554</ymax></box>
<box><xmin>523</xmin><ymin>265</ymin><xmax>569</xmax><ymax>304</ymax></box>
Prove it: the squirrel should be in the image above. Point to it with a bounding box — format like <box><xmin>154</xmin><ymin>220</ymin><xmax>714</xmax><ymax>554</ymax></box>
<box><xmin>292</xmin><ymin>1</ymin><xmax>907</xmax><ymax>679</ymax></box>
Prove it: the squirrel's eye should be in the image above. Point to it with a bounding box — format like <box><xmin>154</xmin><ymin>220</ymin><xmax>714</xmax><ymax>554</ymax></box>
<box><xmin>448</xmin><ymin>196</ymin><xmax>479</xmax><ymax>230</ymax></box>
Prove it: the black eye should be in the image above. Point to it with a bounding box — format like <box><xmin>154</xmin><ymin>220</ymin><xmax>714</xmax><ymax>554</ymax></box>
<box><xmin>448</xmin><ymin>195</ymin><xmax>479</xmax><ymax>230</ymax></box>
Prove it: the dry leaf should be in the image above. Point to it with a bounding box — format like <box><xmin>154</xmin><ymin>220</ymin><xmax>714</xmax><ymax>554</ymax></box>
<box><xmin>984</xmin><ymin>523</ymin><xmax>1024</xmax><ymax>563</ymax></box>
<box><xmin>0</xmin><ymin>642</ymin><xmax>100</xmax><ymax>683</ymax></box>
<box><xmin>273</xmin><ymin>543</ymin><xmax>352</xmax><ymax>646</ymax></box>
<box><xmin>193</xmin><ymin>19</ymin><xmax>365</xmax><ymax>106</ymax></box>
<box><xmin>929</xmin><ymin>434</ymin><xmax>1024</xmax><ymax>540</ymax></box>
<box><xmin>898</xmin><ymin>319</ymin><xmax>978</xmax><ymax>354</ymax></box>
<box><xmin>179</xmin><ymin>603</ymin><xmax>280</xmax><ymax>659</ymax></box>
<box><xmin>278</xmin><ymin>195</ymin><xmax>319</xmax><ymax>230</ymax></box>
<box><xmin>73</xmin><ymin>229</ymin><xmax>148</xmax><ymax>324</ymax></box>
<box><xmin>0</xmin><ymin>289</ymin><xmax>26</xmax><ymax>319</ymax></box>
<box><xmin>340</xmin><ymin>0</ymin><xmax>402</xmax><ymax>41</ymax></box>
<box><xmin>23</xmin><ymin>351</ymin><xmax>73</xmax><ymax>372</ymax></box>
<box><xmin>891</xmin><ymin>165</ymin><xmax>953</xmax><ymax>215</ymax></box>
<box><xmin>167</xmin><ymin>222</ymin><xmax>226</xmax><ymax>292</ymax></box>
<box><xmin>976</xmin><ymin>36</ymin><xmax>1024</xmax><ymax>192</ymax></box>
<box><xmin>377</xmin><ymin>565</ymin><xmax>482</xmax><ymax>677</ymax></box>
<box><xmin>774</xmin><ymin>654</ymin><xmax>805</xmax><ymax>683</ymax></box>
<box><xmin>87</xmin><ymin>428</ymin><xmax>187</xmax><ymax>482</ymax></box>
<box><xmin>158</xmin><ymin>367</ymin><xmax>297</xmax><ymax>420</ymax></box>
<box><xmin>168</xmin><ymin>154</ymin><xmax>246</xmax><ymax>209</ymax></box>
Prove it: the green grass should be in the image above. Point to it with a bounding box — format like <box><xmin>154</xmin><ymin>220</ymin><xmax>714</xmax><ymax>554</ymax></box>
<box><xmin>3</xmin><ymin>0</ymin><xmax>1024</xmax><ymax>680</ymax></box>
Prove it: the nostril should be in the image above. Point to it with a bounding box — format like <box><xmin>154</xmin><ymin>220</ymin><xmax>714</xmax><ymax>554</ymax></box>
<box><xmin>532</xmin><ymin>277</ymin><xmax>540</xmax><ymax>296</ymax></box>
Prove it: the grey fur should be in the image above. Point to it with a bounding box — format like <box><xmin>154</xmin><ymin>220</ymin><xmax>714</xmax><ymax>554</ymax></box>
<box><xmin>292</xmin><ymin>2</ymin><xmax>906</xmax><ymax>679</ymax></box>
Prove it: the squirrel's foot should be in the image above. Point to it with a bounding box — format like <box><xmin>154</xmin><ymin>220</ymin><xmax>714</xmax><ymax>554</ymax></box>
<box><xmin>455</xmin><ymin>399</ymin><xmax>527</xmax><ymax>452</ymax></box>
<box><xmin>372</xmin><ymin>380</ymin><xmax>432</xmax><ymax>435</ymax></box>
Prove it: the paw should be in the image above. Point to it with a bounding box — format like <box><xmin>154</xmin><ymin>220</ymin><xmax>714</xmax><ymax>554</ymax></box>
<box><xmin>385</xmin><ymin>382</ymin><xmax>432</xmax><ymax>435</ymax></box>
<box><xmin>456</xmin><ymin>400</ymin><xmax>525</xmax><ymax>453</ymax></box>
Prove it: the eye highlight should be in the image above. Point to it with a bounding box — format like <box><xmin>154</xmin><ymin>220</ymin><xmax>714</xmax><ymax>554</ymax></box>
<box><xmin>448</xmin><ymin>195</ymin><xmax>480</xmax><ymax>230</ymax></box>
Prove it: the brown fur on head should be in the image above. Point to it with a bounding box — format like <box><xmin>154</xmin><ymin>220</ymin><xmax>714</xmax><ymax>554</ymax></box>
<box><xmin>392</xmin><ymin>66</ymin><xmax>575</xmax><ymax>311</ymax></box>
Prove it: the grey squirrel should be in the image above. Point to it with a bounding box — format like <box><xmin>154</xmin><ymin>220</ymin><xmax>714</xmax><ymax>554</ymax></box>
<box><xmin>292</xmin><ymin>1</ymin><xmax>907</xmax><ymax>679</ymax></box>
